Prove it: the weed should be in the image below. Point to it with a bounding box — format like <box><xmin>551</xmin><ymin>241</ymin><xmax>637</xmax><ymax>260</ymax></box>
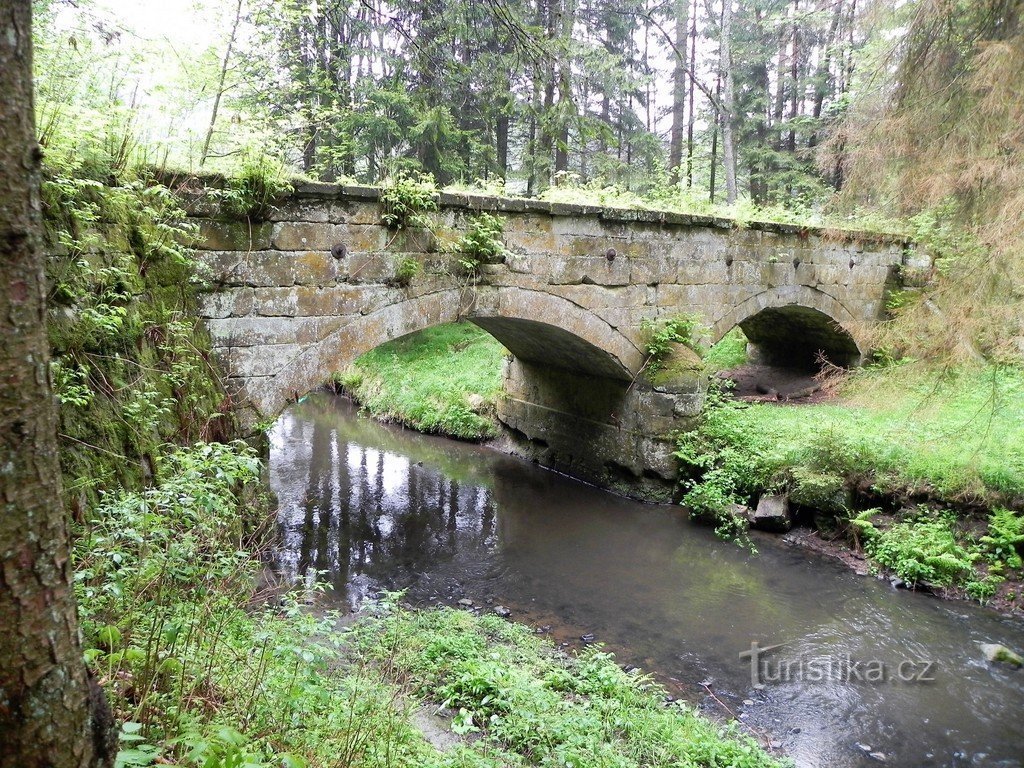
<box><xmin>380</xmin><ymin>170</ymin><xmax>439</xmax><ymax>230</ymax></box>
<box><xmin>353</xmin><ymin>604</ymin><xmax>789</xmax><ymax>768</ymax></box>
<box><xmin>859</xmin><ymin>510</ymin><xmax>974</xmax><ymax>587</ymax></box>
<box><xmin>215</xmin><ymin>153</ymin><xmax>292</xmax><ymax>219</ymax></box>
<box><xmin>641</xmin><ymin>314</ymin><xmax>706</xmax><ymax>374</ymax></box>
<box><xmin>456</xmin><ymin>212</ymin><xmax>506</xmax><ymax>273</ymax></box>
<box><xmin>391</xmin><ymin>255</ymin><xmax>423</xmax><ymax>286</ymax></box>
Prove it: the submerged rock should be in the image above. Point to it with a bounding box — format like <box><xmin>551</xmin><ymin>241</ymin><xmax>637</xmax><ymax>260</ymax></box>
<box><xmin>980</xmin><ymin>643</ymin><xmax>1023</xmax><ymax>668</ymax></box>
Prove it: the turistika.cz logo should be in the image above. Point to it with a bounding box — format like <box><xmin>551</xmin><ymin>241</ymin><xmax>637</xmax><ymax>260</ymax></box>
<box><xmin>739</xmin><ymin>641</ymin><xmax>938</xmax><ymax>689</ymax></box>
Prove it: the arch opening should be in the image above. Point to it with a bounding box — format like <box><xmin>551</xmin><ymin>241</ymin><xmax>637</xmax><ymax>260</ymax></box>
<box><xmin>470</xmin><ymin>316</ymin><xmax>633</xmax><ymax>381</ymax></box>
<box><xmin>738</xmin><ymin>305</ymin><xmax>861</xmax><ymax>370</ymax></box>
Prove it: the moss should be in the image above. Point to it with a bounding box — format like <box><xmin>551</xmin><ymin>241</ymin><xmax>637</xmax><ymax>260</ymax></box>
<box><xmin>44</xmin><ymin>170</ymin><xmax>236</xmax><ymax>509</ymax></box>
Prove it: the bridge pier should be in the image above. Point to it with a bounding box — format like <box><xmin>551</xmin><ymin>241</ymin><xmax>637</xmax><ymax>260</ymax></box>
<box><xmin>496</xmin><ymin>357</ymin><xmax>705</xmax><ymax>501</ymax></box>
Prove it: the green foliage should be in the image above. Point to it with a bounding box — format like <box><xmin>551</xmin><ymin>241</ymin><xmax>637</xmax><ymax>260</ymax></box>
<box><xmin>42</xmin><ymin>164</ymin><xmax>230</xmax><ymax>507</ymax></box>
<box><xmin>857</xmin><ymin>510</ymin><xmax>974</xmax><ymax>587</ymax></box>
<box><xmin>678</xmin><ymin>366</ymin><xmax>1024</xmax><ymax>521</ymax></box>
<box><xmin>391</xmin><ymin>255</ymin><xmax>423</xmax><ymax>287</ymax></box>
<box><xmin>75</xmin><ymin>443</ymin><xmax>443</xmax><ymax>768</ymax></box>
<box><xmin>977</xmin><ymin>508</ymin><xmax>1024</xmax><ymax>570</ymax></box>
<box><xmin>339</xmin><ymin>323</ymin><xmax>505</xmax><ymax>441</ymax></box>
<box><xmin>703</xmin><ymin>328</ymin><xmax>749</xmax><ymax>371</ymax></box>
<box><xmin>788</xmin><ymin>467</ymin><xmax>848</xmax><ymax>514</ymax></box>
<box><xmin>380</xmin><ymin>171</ymin><xmax>439</xmax><ymax>230</ymax></box>
<box><xmin>354</xmin><ymin>606</ymin><xmax>789</xmax><ymax>768</ymax></box>
<box><xmin>641</xmin><ymin>314</ymin><xmax>706</xmax><ymax>373</ymax></box>
<box><xmin>215</xmin><ymin>153</ymin><xmax>292</xmax><ymax>219</ymax></box>
<box><xmin>456</xmin><ymin>213</ymin><xmax>506</xmax><ymax>273</ymax></box>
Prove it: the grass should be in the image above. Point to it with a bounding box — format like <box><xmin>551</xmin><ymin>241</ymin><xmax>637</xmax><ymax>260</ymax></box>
<box><xmin>337</xmin><ymin>322</ymin><xmax>507</xmax><ymax>441</ymax></box>
<box><xmin>703</xmin><ymin>328</ymin><xmax>750</xmax><ymax>371</ymax></box>
<box><xmin>355</xmin><ymin>604</ymin><xmax>789</xmax><ymax>768</ymax></box>
<box><xmin>676</xmin><ymin>363</ymin><xmax>1024</xmax><ymax>599</ymax></box>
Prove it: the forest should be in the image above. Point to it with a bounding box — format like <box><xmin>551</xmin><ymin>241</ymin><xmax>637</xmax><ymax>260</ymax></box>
<box><xmin>2</xmin><ymin>0</ymin><xmax>1023</xmax><ymax>767</ymax></box>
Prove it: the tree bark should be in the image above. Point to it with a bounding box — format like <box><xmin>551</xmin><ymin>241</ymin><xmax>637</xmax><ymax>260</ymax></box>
<box><xmin>668</xmin><ymin>0</ymin><xmax>689</xmax><ymax>184</ymax></box>
<box><xmin>0</xmin><ymin>3</ymin><xmax>116</xmax><ymax>768</ymax></box>
<box><xmin>553</xmin><ymin>0</ymin><xmax>575</xmax><ymax>178</ymax></box>
<box><xmin>685</xmin><ymin>0</ymin><xmax>698</xmax><ymax>187</ymax></box>
<box><xmin>720</xmin><ymin>0</ymin><xmax>738</xmax><ymax>203</ymax></box>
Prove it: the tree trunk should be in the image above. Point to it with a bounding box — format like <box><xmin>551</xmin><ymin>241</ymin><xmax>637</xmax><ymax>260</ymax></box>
<box><xmin>199</xmin><ymin>0</ymin><xmax>244</xmax><ymax>167</ymax></box>
<box><xmin>0</xmin><ymin>3</ymin><xmax>116</xmax><ymax>767</ymax></box>
<box><xmin>685</xmin><ymin>0</ymin><xmax>698</xmax><ymax>187</ymax></box>
<box><xmin>553</xmin><ymin>0</ymin><xmax>575</xmax><ymax>178</ymax></box>
<box><xmin>668</xmin><ymin>0</ymin><xmax>689</xmax><ymax>184</ymax></box>
<box><xmin>720</xmin><ymin>0</ymin><xmax>738</xmax><ymax>203</ymax></box>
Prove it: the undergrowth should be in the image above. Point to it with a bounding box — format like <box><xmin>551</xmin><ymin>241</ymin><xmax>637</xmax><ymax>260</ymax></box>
<box><xmin>336</xmin><ymin>323</ymin><xmax>506</xmax><ymax>440</ymax></box>
<box><xmin>74</xmin><ymin>443</ymin><xmax>444</xmax><ymax>768</ymax></box>
<box><xmin>676</xmin><ymin>364</ymin><xmax>1024</xmax><ymax>601</ymax></box>
<box><xmin>42</xmin><ymin>152</ymin><xmax>232</xmax><ymax>511</ymax></box>
<box><xmin>354</xmin><ymin>603</ymin><xmax>789</xmax><ymax>768</ymax></box>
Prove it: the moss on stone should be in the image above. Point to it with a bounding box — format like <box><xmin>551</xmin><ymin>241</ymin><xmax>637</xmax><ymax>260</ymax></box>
<box><xmin>44</xmin><ymin>171</ymin><xmax>236</xmax><ymax>510</ymax></box>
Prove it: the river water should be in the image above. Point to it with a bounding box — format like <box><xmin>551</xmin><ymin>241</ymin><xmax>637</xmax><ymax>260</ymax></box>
<box><xmin>270</xmin><ymin>393</ymin><xmax>1024</xmax><ymax>768</ymax></box>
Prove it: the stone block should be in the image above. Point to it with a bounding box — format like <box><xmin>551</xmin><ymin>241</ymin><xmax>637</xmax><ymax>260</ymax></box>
<box><xmin>218</xmin><ymin>343</ymin><xmax>304</xmax><ymax>378</ymax></box>
<box><xmin>195</xmin><ymin>219</ymin><xmax>272</xmax><ymax>251</ymax></box>
<box><xmin>271</xmin><ymin>222</ymin><xmax>335</xmax><ymax>251</ymax></box>
<box><xmin>508</xmin><ymin>230</ymin><xmax>558</xmax><ymax>254</ymax></box>
<box><xmin>253</xmin><ymin>287</ymin><xmax>299</xmax><ymax>317</ymax></box>
<box><xmin>240</xmin><ymin>252</ymin><xmax>299</xmax><ymax>287</ymax></box>
<box><xmin>207</xmin><ymin>316</ymin><xmax>343</xmax><ymax>346</ymax></box>
<box><xmin>549</xmin><ymin>255</ymin><xmax>632</xmax><ymax>286</ymax></box>
<box><xmin>293</xmin><ymin>251</ymin><xmax>341</xmax><ymax>285</ymax></box>
<box><xmin>750</xmin><ymin>494</ymin><xmax>792</xmax><ymax>532</ymax></box>
<box><xmin>198</xmin><ymin>287</ymin><xmax>254</xmax><ymax>319</ymax></box>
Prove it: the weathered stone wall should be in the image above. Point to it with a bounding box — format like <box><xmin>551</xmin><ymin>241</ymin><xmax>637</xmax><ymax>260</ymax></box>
<box><xmin>188</xmin><ymin>182</ymin><xmax>909</xmax><ymax>495</ymax></box>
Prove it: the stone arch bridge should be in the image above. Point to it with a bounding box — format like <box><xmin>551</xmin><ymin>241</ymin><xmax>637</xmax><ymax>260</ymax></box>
<box><xmin>190</xmin><ymin>183</ymin><xmax>910</xmax><ymax>498</ymax></box>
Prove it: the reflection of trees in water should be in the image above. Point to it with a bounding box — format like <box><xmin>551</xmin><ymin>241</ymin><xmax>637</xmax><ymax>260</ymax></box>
<box><xmin>274</xmin><ymin>410</ymin><xmax>497</xmax><ymax>600</ymax></box>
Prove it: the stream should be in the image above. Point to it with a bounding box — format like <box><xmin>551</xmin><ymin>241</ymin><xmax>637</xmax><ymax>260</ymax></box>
<box><xmin>270</xmin><ymin>393</ymin><xmax>1024</xmax><ymax>767</ymax></box>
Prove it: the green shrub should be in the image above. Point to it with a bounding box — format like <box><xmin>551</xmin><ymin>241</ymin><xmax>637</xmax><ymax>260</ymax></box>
<box><xmin>977</xmin><ymin>507</ymin><xmax>1024</xmax><ymax>569</ymax></box>
<box><xmin>641</xmin><ymin>314</ymin><xmax>706</xmax><ymax>373</ymax></box>
<box><xmin>861</xmin><ymin>510</ymin><xmax>974</xmax><ymax>587</ymax></box>
<box><xmin>380</xmin><ymin>170</ymin><xmax>439</xmax><ymax>230</ymax></box>
<box><xmin>457</xmin><ymin>212</ymin><xmax>506</xmax><ymax>273</ymax></box>
<box><xmin>391</xmin><ymin>255</ymin><xmax>422</xmax><ymax>286</ymax></box>
<box><xmin>75</xmin><ymin>443</ymin><xmax>441</xmax><ymax>768</ymax></box>
<box><xmin>788</xmin><ymin>467</ymin><xmax>848</xmax><ymax>513</ymax></box>
<box><xmin>216</xmin><ymin>153</ymin><xmax>292</xmax><ymax>219</ymax></box>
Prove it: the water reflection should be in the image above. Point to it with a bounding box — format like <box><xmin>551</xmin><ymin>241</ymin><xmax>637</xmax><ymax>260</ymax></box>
<box><xmin>270</xmin><ymin>394</ymin><xmax>1024</xmax><ymax>768</ymax></box>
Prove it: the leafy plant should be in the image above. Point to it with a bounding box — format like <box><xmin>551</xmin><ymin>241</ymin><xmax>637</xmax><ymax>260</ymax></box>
<box><xmin>456</xmin><ymin>212</ymin><xmax>506</xmax><ymax>273</ymax></box>
<box><xmin>641</xmin><ymin>313</ymin><xmax>706</xmax><ymax>373</ymax></box>
<box><xmin>977</xmin><ymin>508</ymin><xmax>1024</xmax><ymax>570</ymax></box>
<box><xmin>391</xmin><ymin>255</ymin><xmax>422</xmax><ymax>286</ymax></box>
<box><xmin>380</xmin><ymin>170</ymin><xmax>438</xmax><ymax>230</ymax></box>
<box><xmin>216</xmin><ymin>153</ymin><xmax>292</xmax><ymax>219</ymax></box>
<box><xmin>861</xmin><ymin>510</ymin><xmax>974</xmax><ymax>587</ymax></box>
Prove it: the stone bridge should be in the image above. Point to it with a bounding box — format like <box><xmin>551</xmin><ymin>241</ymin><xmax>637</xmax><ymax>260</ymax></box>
<box><xmin>189</xmin><ymin>183</ymin><xmax>910</xmax><ymax>498</ymax></box>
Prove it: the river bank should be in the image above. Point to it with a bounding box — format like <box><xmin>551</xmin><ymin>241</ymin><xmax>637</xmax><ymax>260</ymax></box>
<box><xmin>338</xmin><ymin>322</ymin><xmax>1024</xmax><ymax>618</ymax></box>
